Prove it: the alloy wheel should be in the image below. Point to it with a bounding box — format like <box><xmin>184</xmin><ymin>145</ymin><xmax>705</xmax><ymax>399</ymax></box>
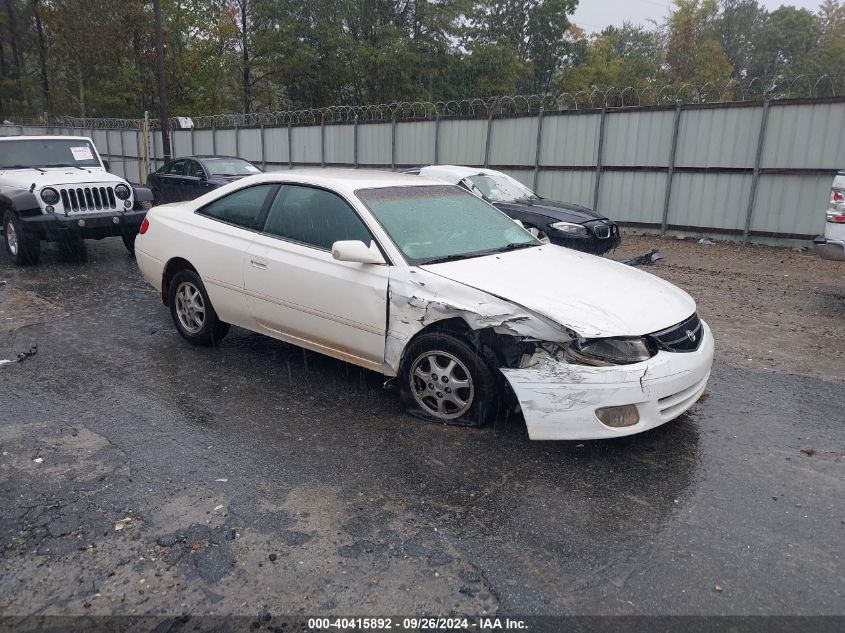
<box><xmin>174</xmin><ymin>281</ymin><xmax>206</xmax><ymax>334</ymax></box>
<box><xmin>410</xmin><ymin>350</ymin><xmax>475</xmax><ymax>420</ymax></box>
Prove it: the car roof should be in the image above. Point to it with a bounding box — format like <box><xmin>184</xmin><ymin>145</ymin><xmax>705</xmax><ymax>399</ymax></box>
<box><xmin>417</xmin><ymin>165</ymin><xmax>503</xmax><ymax>185</ymax></box>
<box><xmin>230</xmin><ymin>168</ymin><xmax>444</xmax><ymax>195</ymax></box>
<box><xmin>0</xmin><ymin>135</ymin><xmax>94</xmax><ymax>142</ymax></box>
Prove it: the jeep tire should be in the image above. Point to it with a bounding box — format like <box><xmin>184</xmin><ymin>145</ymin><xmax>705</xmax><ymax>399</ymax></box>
<box><xmin>3</xmin><ymin>210</ymin><xmax>41</xmax><ymax>266</ymax></box>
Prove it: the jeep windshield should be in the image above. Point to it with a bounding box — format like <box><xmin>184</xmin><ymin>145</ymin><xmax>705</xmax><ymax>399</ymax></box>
<box><xmin>0</xmin><ymin>139</ymin><xmax>102</xmax><ymax>169</ymax></box>
<box><xmin>356</xmin><ymin>185</ymin><xmax>539</xmax><ymax>265</ymax></box>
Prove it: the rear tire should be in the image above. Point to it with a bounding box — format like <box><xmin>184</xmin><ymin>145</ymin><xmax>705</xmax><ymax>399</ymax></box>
<box><xmin>168</xmin><ymin>269</ymin><xmax>229</xmax><ymax>346</ymax></box>
<box><xmin>3</xmin><ymin>211</ymin><xmax>41</xmax><ymax>266</ymax></box>
<box><xmin>400</xmin><ymin>332</ymin><xmax>500</xmax><ymax>427</ymax></box>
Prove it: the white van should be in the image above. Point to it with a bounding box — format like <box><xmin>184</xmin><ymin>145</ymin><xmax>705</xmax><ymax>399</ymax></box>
<box><xmin>814</xmin><ymin>171</ymin><xmax>845</xmax><ymax>261</ymax></box>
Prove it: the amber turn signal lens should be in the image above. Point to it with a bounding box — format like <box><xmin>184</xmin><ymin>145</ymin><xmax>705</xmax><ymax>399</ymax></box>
<box><xmin>595</xmin><ymin>405</ymin><xmax>640</xmax><ymax>428</ymax></box>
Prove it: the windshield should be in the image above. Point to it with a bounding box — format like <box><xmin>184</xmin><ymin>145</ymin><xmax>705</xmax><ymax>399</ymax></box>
<box><xmin>204</xmin><ymin>158</ymin><xmax>261</xmax><ymax>177</ymax></box>
<box><xmin>464</xmin><ymin>173</ymin><xmax>538</xmax><ymax>203</ymax></box>
<box><xmin>0</xmin><ymin>139</ymin><xmax>102</xmax><ymax>169</ymax></box>
<box><xmin>356</xmin><ymin>185</ymin><xmax>539</xmax><ymax>265</ymax></box>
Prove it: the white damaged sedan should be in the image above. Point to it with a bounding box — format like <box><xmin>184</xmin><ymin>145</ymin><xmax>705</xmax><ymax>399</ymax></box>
<box><xmin>135</xmin><ymin>170</ymin><xmax>713</xmax><ymax>440</ymax></box>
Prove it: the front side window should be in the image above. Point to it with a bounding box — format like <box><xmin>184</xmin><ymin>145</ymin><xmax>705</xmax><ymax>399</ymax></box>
<box><xmin>0</xmin><ymin>139</ymin><xmax>101</xmax><ymax>169</ymax></box>
<box><xmin>197</xmin><ymin>184</ymin><xmax>276</xmax><ymax>230</ymax></box>
<box><xmin>166</xmin><ymin>160</ymin><xmax>186</xmax><ymax>176</ymax></box>
<box><xmin>262</xmin><ymin>185</ymin><xmax>374</xmax><ymax>250</ymax></box>
<box><xmin>356</xmin><ymin>185</ymin><xmax>538</xmax><ymax>265</ymax></box>
<box><xmin>186</xmin><ymin>160</ymin><xmax>205</xmax><ymax>178</ymax></box>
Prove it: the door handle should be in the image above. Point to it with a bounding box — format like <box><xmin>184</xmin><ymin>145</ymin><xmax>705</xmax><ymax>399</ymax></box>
<box><xmin>250</xmin><ymin>257</ymin><xmax>268</xmax><ymax>269</ymax></box>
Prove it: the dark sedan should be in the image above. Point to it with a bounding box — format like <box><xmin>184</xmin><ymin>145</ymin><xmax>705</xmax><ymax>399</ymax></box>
<box><xmin>146</xmin><ymin>155</ymin><xmax>262</xmax><ymax>204</ymax></box>
<box><xmin>413</xmin><ymin>166</ymin><xmax>620</xmax><ymax>255</ymax></box>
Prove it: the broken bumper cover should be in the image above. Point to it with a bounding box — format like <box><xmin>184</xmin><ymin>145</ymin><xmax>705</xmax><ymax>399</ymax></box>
<box><xmin>501</xmin><ymin>320</ymin><xmax>714</xmax><ymax>440</ymax></box>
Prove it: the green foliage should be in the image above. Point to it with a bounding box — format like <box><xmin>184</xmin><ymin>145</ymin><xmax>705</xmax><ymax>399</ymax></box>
<box><xmin>0</xmin><ymin>0</ymin><xmax>844</xmax><ymax>121</ymax></box>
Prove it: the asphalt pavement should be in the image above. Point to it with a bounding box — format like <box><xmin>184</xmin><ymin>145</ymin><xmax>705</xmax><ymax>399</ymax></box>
<box><xmin>0</xmin><ymin>238</ymin><xmax>842</xmax><ymax>620</ymax></box>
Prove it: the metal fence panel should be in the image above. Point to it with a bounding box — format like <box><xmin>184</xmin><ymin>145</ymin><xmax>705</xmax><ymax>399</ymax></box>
<box><xmin>264</xmin><ymin>127</ymin><xmax>290</xmax><ymax>164</ymax></box>
<box><xmin>751</xmin><ymin>173</ymin><xmax>830</xmax><ymax>235</ymax></box>
<box><xmin>358</xmin><ymin>123</ymin><xmax>392</xmax><ymax>165</ymax></box>
<box><xmin>324</xmin><ymin>124</ymin><xmax>354</xmax><ymax>164</ymax></box>
<box><xmin>395</xmin><ymin>121</ymin><xmax>435</xmax><ymax>166</ymax></box>
<box><xmin>193</xmin><ymin>130</ymin><xmax>214</xmax><ymax>155</ymax></box>
<box><xmin>604</xmin><ymin>109</ymin><xmax>676</xmax><ymax>166</ymax></box>
<box><xmin>540</xmin><ymin>112</ymin><xmax>601</xmax><ymax>167</ymax></box>
<box><xmin>763</xmin><ymin>102</ymin><xmax>845</xmax><ymax>169</ymax></box>
<box><xmin>438</xmin><ymin>119</ymin><xmax>486</xmax><ymax>166</ymax></box>
<box><xmin>488</xmin><ymin>117</ymin><xmax>538</xmax><ymax>166</ymax></box>
<box><xmin>291</xmin><ymin>126</ymin><xmax>322</xmax><ymax>164</ymax></box>
<box><xmin>238</xmin><ymin>128</ymin><xmax>263</xmax><ymax>163</ymax></box>
<box><xmin>675</xmin><ymin>106</ymin><xmax>763</xmax><ymax>168</ymax></box>
<box><xmin>172</xmin><ymin>130</ymin><xmax>192</xmax><ymax>157</ymax></box>
<box><xmin>668</xmin><ymin>173</ymin><xmax>751</xmax><ymax>232</ymax></box>
<box><xmin>215</xmin><ymin>129</ymin><xmax>236</xmax><ymax>156</ymax></box>
<box><xmin>537</xmin><ymin>170</ymin><xmax>596</xmax><ymax>209</ymax></box>
<box><xmin>599</xmin><ymin>171</ymin><xmax>668</xmax><ymax>225</ymax></box>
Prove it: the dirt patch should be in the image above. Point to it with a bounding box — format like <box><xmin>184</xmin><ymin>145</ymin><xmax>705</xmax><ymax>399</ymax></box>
<box><xmin>0</xmin><ymin>283</ymin><xmax>67</xmax><ymax>333</ymax></box>
<box><xmin>612</xmin><ymin>234</ymin><xmax>845</xmax><ymax>382</ymax></box>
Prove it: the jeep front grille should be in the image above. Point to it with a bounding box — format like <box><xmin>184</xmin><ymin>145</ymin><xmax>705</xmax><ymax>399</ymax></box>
<box><xmin>59</xmin><ymin>186</ymin><xmax>117</xmax><ymax>212</ymax></box>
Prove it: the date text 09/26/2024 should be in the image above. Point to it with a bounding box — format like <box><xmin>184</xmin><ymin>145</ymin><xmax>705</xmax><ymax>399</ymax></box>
<box><xmin>307</xmin><ymin>617</ymin><xmax>528</xmax><ymax>630</ymax></box>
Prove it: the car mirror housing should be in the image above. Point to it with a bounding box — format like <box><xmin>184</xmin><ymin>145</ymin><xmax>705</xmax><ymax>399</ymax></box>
<box><xmin>331</xmin><ymin>240</ymin><xmax>386</xmax><ymax>265</ymax></box>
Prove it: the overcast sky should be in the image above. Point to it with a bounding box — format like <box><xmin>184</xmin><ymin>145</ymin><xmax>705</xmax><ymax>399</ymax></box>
<box><xmin>573</xmin><ymin>0</ymin><xmax>826</xmax><ymax>33</ymax></box>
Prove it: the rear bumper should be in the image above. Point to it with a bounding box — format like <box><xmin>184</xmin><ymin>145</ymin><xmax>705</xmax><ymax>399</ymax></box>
<box><xmin>813</xmin><ymin>235</ymin><xmax>845</xmax><ymax>261</ymax></box>
<box><xmin>501</xmin><ymin>320</ymin><xmax>714</xmax><ymax>441</ymax></box>
<box><xmin>19</xmin><ymin>209</ymin><xmax>147</xmax><ymax>240</ymax></box>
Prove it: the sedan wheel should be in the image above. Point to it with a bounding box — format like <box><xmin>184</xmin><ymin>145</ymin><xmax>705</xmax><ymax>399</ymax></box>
<box><xmin>410</xmin><ymin>350</ymin><xmax>475</xmax><ymax>420</ymax></box>
<box><xmin>168</xmin><ymin>269</ymin><xmax>229</xmax><ymax>346</ymax></box>
<box><xmin>175</xmin><ymin>281</ymin><xmax>206</xmax><ymax>334</ymax></box>
<box><xmin>400</xmin><ymin>332</ymin><xmax>500</xmax><ymax>427</ymax></box>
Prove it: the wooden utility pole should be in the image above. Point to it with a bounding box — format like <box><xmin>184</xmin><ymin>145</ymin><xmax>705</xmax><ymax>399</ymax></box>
<box><xmin>153</xmin><ymin>0</ymin><xmax>172</xmax><ymax>160</ymax></box>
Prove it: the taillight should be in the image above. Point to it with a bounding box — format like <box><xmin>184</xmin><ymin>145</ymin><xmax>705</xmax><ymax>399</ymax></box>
<box><xmin>139</xmin><ymin>218</ymin><xmax>150</xmax><ymax>234</ymax></box>
<box><xmin>830</xmin><ymin>215</ymin><xmax>845</xmax><ymax>224</ymax></box>
<box><xmin>833</xmin><ymin>189</ymin><xmax>844</xmax><ymax>203</ymax></box>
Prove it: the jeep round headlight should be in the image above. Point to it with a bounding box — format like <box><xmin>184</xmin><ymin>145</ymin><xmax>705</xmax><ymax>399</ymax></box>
<box><xmin>40</xmin><ymin>187</ymin><xmax>60</xmax><ymax>205</ymax></box>
<box><xmin>566</xmin><ymin>337</ymin><xmax>654</xmax><ymax>366</ymax></box>
<box><xmin>114</xmin><ymin>184</ymin><xmax>131</xmax><ymax>200</ymax></box>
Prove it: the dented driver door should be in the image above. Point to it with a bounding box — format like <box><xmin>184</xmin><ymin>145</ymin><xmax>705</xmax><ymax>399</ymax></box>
<box><xmin>243</xmin><ymin>184</ymin><xmax>390</xmax><ymax>371</ymax></box>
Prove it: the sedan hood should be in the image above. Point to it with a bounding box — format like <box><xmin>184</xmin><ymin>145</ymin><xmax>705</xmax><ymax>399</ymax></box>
<box><xmin>420</xmin><ymin>245</ymin><xmax>696</xmax><ymax>338</ymax></box>
<box><xmin>496</xmin><ymin>199</ymin><xmax>607</xmax><ymax>224</ymax></box>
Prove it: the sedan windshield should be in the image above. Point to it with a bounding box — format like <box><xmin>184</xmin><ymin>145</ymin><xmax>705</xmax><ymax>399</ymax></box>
<box><xmin>204</xmin><ymin>158</ymin><xmax>261</xmax><ymax>177</ymax></box>
<box><xmin>356</xmin><ymin>185</ymin><xmax>539</xmax><ymax>265</ymax></box>
<box><xmin>463</xmin><ymin>173</ymin><xmax>538</xmax><ymax>203</ymax></box>
<box><xmin>0</xmin><ymin>139</ymin><xmax>101</xmax><ymax>169</ymax></box>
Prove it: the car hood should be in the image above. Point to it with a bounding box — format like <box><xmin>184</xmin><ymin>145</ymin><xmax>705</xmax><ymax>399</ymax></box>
<box><xmin>495</xmin><ymin>199</ymin><xmax>608</xmax><ymax>225</ymax></box>
<box><xmin>0</xmin><ymin>167</ymin><xmax>124</xmax><ymax>189</ymax></box>
<box><xmin>420</xmin><ymin>245</ymin><xmax>696</xmax><ymax>338</ymax></box>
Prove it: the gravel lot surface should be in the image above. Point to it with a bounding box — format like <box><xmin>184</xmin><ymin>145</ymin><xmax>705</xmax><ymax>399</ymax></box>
<box><xmin>0</xmin><ymin>234</ymin><xmax>842</xmax><ymax>623</ymax></box>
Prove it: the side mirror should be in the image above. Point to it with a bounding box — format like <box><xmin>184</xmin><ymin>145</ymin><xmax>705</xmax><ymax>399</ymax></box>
<box><xmin>512</xmin><ymin>218</ymin><xmax>525</xmax><ymax>228</ymax></box>
<box><xmin>102</xmin><ymin>160</ymin><xmax>110</xmax><ymax>171</ymax></box>
<box><xmin>331</xmin><ymin>240</ymin><xmax>386</xmax><ymax>265</ymax></box>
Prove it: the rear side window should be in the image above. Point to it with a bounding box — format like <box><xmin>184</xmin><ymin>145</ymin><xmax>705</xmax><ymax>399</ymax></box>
<box><xmin>262</xmin><ymin>185</ymin><xmax>373</xmax><ymax>250</ymax></box>
<box><xmin>164</xmin><ymin>160</ymin><xmax>185</xmax><ymax>175</ymax></box>
<box><xmin>186</xmin><ymin>160</ymin><xmax>205</xmax><ymax>178</ymax></box>
<box><xmin>197</xmin><ymin>184</ymin><xmax>275</xmax><ymax>230</ymax></box>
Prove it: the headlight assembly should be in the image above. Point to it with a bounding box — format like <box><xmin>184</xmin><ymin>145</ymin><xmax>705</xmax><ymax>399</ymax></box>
<box><xmin>114</xmin><ymin>184</ymin><xmax>131</xmax><ymax>200</ymax></box>
<box><xmin>550</xmin><ymin>221</ymin><xmax>589</xmax><ymax>237</ymax></box>
<box><xmin>566</xmin><ymin>337</ymin><xmax>654</xmax><ymax>366</ymax></box>
<box><xmin>40</xmin><ymin>187</ymin><xmax>60</xmax><ymax>205</ymax></box>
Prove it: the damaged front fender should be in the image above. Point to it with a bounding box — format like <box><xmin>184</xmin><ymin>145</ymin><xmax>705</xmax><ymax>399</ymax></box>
<box><xmin>384</xmin><ymin>267</ymin><xmax>572</xmax><ymax>375</ymax></box>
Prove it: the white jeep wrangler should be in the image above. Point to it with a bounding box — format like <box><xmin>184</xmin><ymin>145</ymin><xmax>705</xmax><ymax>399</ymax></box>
<box><xmin>0</xmin><ymin>135</ymin><xmax>154</xmax><ymax>265</ymax></box>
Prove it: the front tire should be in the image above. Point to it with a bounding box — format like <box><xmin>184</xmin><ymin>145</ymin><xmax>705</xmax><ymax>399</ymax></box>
<box><xmin>3</xmin><ymin>211</ymin><xmax>41</xmax><ymax>266</ymax></box>
<box><xmin>168</xmin><ymin>269</ymin><xmax>230</xmax><ymax>346</ymax></box>
<box><xmin>122</xmin><ymin>232</ymin><xmax>136</xmax><ymax>254</ymax></box>
<box><xmin>400</xmin><ymin>332</ymin><xmax>500</xmax><ymax>427</ymax></box>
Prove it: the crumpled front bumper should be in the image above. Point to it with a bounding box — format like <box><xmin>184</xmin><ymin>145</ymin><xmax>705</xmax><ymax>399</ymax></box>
<box><xmin>501</xmin><ymin>320</ymin><xmax>714</xmax><ymax>440</ymax></box>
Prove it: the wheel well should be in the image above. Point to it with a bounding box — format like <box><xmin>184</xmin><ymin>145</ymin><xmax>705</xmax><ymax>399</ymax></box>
<box><xmin>402</xmin><ymin>318</ymin><xmax>510</xmax><ymax>368</ymax></box>
<box><xmin>161</xmin><ymin>257</ymin><xmax>197</xmax><ymax>306</ymax></box>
